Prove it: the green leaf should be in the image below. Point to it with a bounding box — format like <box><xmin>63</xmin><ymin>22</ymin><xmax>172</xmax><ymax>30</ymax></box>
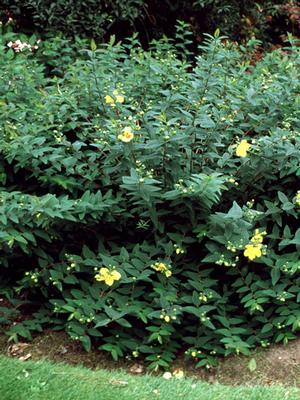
<box><xmin>90</xmin><ymin>39</ymin><xmax>97</xmax><ymax>51</ymax></box>
<box><xmin>271</xmin><ymin>268</ymin><xmax>280</xmax><ymax>285</ymax></box>
<box><xmin>94</xmin><ymin>318</ymin><xmax>111</xmax><ymax>328</ymax></box>
<box><xmin>214</xmin><ymin>28</ymin><xmax>220</xmax><ymax>38</ymax></box>
<box><xmin>81</xmin><ymin>335</ymin><xmax>91</xmax><ymax>351</ymax></box>
<box><xmin>261</xmin><ymin>323</ymin><xmax>273</xmax><ymax>334</ymax></box>
<box><xmin>227</xmin><ymin>202</ymin><xmax>243</xmax><ymax>219</ymax></box>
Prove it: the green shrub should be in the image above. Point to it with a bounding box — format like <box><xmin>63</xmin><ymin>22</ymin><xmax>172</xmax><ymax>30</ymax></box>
<box><xmin>0</xmin><ymin>26</ymin><xmax>300</xmax><ymax>370</ymax></box>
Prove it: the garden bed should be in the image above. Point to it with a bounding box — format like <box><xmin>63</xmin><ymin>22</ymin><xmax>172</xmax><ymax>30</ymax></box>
<box><xmin>0</xmin><ymin>331</ymin><xmax>299</xmax><ymax>386</ymax></box>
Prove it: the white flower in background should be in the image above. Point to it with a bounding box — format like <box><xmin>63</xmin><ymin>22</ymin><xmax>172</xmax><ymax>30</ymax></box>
<box><xmin>7</xmin><ymin>39</ymin><xmax>39</xmax><ymax>52</ymax></box>
<box><xmin>162</xmin><ymin>371</ymin><xmax>172</xmax><ymax>380</ymax></box>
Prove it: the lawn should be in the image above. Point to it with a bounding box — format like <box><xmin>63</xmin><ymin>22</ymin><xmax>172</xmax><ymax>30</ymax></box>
<box><xmin>0</xmin><ymin>356</ymin><xmax>299</xmax><ymax>400</ymax></box>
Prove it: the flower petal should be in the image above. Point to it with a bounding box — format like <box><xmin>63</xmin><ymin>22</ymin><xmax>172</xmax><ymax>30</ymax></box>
<box><xmin>111</xmin><ymin>270</ymin><xmax>121</xmax><ymax>281</ymax></box>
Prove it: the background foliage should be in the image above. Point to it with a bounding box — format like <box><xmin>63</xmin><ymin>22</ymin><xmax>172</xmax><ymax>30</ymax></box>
<box><xmin>1</xmin><ymin>0</ymin><xmax>299</xmax><ymax>45</ymax></box>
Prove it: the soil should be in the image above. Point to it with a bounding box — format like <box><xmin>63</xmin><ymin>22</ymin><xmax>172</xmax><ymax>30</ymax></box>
<box><xmin>0</xmin><ymin>330</ymin><xmax>299</xmax><ymax>386</ymax></box>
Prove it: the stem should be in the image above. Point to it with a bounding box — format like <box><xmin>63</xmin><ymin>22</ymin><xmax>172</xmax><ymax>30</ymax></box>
<box><xmin>190</xmin><ymin>38</ymin><xmax>218</xmax><ymax>175</ymax></box>
<box><xmin>90</xmin><ymin>51</ymin><xmax>106</xmax><ymax>114</ymax></box>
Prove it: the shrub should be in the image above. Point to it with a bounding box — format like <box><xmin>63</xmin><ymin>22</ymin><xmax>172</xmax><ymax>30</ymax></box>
<box><xmin>0</xmin><ymin>26</ymin><xmax>300</xmax><ymax>370</ymax></box>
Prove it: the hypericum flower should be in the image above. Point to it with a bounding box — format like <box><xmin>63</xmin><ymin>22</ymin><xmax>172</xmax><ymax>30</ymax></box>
<box><xmin>244</xmin><ymin>229</ymin><xmax>267</xmax><ymax>261</ymax></box>
<box><xmin>250</xmin><ymin>229</ymin><xmax>266</xmax><ymax>244</ymax></box>
<box><xmin>118</xmin><ymin>126</ymin><xmax>134</xmax><ymax>143</ymax></box>
<box><xmin>244</xmin><ymin>244</ymin><xmax>262</xmax><ymax>260</ymax></box>
<box><xmin>113</xmin><ymin>89</ymin><xmax>124</xmax><ymax>104</ymax></box>
<box><xmin>95</xmin><ymin>267</ymin><xmax>121</xmax><ymax>286</ymax></box>
<box><xmin>105</xmin><ymin>95</ymin><xmax>115</xmax><ymax>106</ymax></box>
<box><xmin>105</xmin><ymin>90</ymin><xmax>124</xmax><ymax>107</ymax></box>
<box><xmin>151</xmin><ymin>262</ymin><xmax>172</xmax><ymax>278</ymax></box>
<box><xmin>152</xmin><ymin>262</ymin><xmax>167</xmax><ymax>272</ymax></box>
<box><xmin>236</xmin><ymin>139</ymin><xmax>251</xmax><ymax>157</ymax></box>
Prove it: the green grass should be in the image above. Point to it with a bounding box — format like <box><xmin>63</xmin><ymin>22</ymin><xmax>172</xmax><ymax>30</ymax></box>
<box><xmin>0</xmin><ymin>356</ymin><xmax>299</xmax><ymax>400</ymax></box>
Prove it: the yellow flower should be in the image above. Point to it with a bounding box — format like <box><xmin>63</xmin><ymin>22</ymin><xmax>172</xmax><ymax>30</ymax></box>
<box><xmin>113</xmin><ymin>89</ymin><xmax>125</xmax><ymax>104</ymax></box>
<box><xmin>105</xmin><ymin>95</ymin><xmax>116</xmax><ymax>107</ymax></box>
<box><xmin>151</xmin><ymin>262</ymin><xmax>172</xmax><ymax>278</ymax></box>
<box><xmin>95</xmin><ymin>267</ymin><xmax>121</xmax><ymax>286</ymax></box>
<box><xmin>236</xmin><ymin>139</ymin><xmax>251</xmax><ymax>157</ymax></box>
<box><xmin>153</xmin><ymin>262</ymin><xmax>165</xmax><ymax>272</ymax></box>
<box><xmin>243</xmin><ymin>229</ymin><xmax>266</xmax><ymax>261</ymax></box>
<box><xmin>191</xmin><ymin>351</ymin><xmax>197</xmax><ymax>357</ymax></box>
<box><xmin>244</xmin><ymin>244</ymin><xmax>262</xmax><ymax>261</ymax></box>
<box><xmin>118</xmin><ymin>126</ymin><xmax>134</xmax><ymax>143</ymax></box>
<box><xmin>105</xmin><ymin>90</ymin><xmax>125</xmax><ymax>107</ymax></box>
<box><xmin>250</xmin><ymin>229</ymin><xmax>266</xmax><ymax>244</ymax></box>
